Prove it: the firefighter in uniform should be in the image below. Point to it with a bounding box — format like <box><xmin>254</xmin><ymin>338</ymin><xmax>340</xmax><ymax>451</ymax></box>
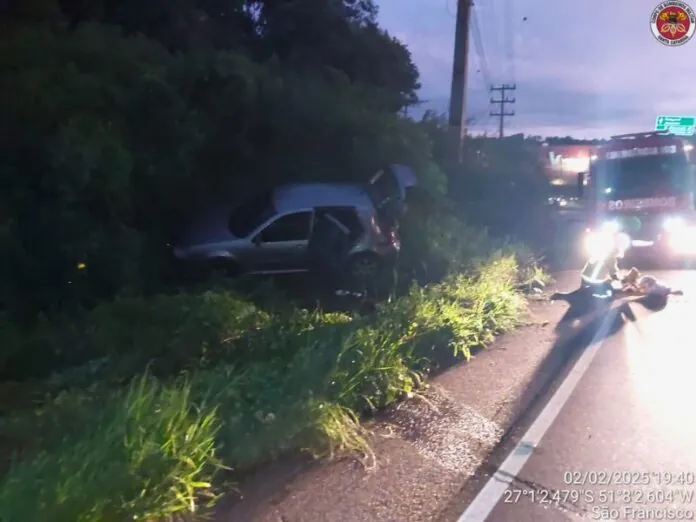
<box><xmin>552</xmin><ymin>233</ymin><xmax>625</xmax><ymax>303</ymax></box>
<box><xmin>579</xmin><ymin>250</ymin><xmax>622</xmax><ymax>296</ymax></box>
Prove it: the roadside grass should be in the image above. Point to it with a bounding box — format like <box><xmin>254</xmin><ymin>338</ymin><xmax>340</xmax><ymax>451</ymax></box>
<box><xmin>0</xmin><ymin>253</ymin><xmax>535</xmax><ymax>522</ymax></box>
<box><xmin>0</xmin><ymin>376</ymin><xmax>223</xmax><ymax>522</ymax></box>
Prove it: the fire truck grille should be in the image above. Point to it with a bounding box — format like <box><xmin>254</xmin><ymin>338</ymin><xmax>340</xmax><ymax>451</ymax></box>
<box><xmin>620</xmin><ymin>215</ymin><xmax>664</xmax><ymax>241</ymax></box>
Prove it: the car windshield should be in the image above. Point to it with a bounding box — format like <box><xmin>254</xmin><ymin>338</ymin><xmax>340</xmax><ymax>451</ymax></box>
<box><xmin>228</xmin><ymin>189</ymin><xmax>276</xmax><ymax>237</ymax></box>
<box><xmin>592</xmin><ymin>153</ymin><xmax>689</xmax><ymax>198</ymax></box>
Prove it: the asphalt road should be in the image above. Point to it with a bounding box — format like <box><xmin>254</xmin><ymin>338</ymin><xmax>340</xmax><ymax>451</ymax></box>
<box><xmin>218</xmin><ymin>268</ymin><xmax>696</xmax><ymax>522</ymax></box>
<box><xmin>455</xmin><ymin>269</ymin><xmax>696</xmax><ymax>522</ymax></box>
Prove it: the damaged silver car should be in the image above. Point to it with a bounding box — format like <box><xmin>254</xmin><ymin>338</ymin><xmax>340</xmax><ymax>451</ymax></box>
<box><xmin>172</xmin><ymin>165</ymin><xmax>417</xmax><ymax>279</ymax></box>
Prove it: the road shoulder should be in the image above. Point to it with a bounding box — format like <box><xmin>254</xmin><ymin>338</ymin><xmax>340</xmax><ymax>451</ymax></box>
<box><xmin>214</xmin><ymin>275</ymin><xmax>579</xmax><ymax>522</ymax></box>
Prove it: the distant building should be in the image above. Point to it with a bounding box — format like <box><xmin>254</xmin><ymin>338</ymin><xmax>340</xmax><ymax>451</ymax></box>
<box><xmin>539</xmin><ymin>141</ymin><xmax>602</xmax><ymax>186</ymax></box>
<box><xmin>540</xmin><ymin>134</ymin><xmax>696</xmax><ymax>185</ymax></box>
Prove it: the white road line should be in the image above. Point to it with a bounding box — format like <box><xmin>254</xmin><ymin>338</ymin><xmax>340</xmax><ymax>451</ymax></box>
<box><xmin>457</xmin><ymin>305</ymin><xmax>620</xmax><ymax>522</ymax></box>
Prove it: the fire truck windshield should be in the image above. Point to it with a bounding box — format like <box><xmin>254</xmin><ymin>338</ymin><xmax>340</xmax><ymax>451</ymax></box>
<box><xmin>591</xmin><ymin>153</ymin><xmax>688</xmax><ymax>199</ymax></box>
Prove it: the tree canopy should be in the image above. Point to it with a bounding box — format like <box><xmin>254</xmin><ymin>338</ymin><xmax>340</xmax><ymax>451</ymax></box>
<box><xmin>0</xmin><ymin>2</ymin><xmax>428</xmax><ymax>319</ymax></box>
<box><xmin>0</xmin><ymin>0</ymin><xmax>547</xmax><ymax>319</ymax></box>
<box><xmin>1</xmin><ymin>0</ymin><xmax>419</xmax><ymax>110</ymax></box>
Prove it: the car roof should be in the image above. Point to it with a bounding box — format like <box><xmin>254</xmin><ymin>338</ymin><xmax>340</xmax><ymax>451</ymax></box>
<box><xmin>273</xmin><ymin>183</ymin><xmax>373</xmax><ymax>214</ymax></box>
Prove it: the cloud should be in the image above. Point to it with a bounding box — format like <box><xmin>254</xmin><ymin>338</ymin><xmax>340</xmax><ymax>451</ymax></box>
<box><xmin>422</xmin><ymin>80</ymin><xmax>648</xmax><ymax>137</ymax></box>
<box><xmin>377</xmin><ymin>0</ymin><xmax>696</xmax><ymax>137</ymax></box>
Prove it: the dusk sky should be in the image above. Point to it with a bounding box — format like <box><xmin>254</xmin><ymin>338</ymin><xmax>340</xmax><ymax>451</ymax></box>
<box><xmin>376</xmin><ymin>0</ymin><xmax>696</xmax><ymax>138</ymax></box>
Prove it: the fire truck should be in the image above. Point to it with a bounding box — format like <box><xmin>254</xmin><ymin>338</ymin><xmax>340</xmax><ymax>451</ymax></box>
<box><xmin>580</xmin><ymin>131</ymin><xmax>696</xmax><ymax>261</ymax></box>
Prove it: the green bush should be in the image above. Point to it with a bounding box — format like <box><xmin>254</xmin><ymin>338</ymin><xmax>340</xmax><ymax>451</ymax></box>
<box><xmin>0</xmin><ymin>17</ymin><xmax>548</xmax><ymax>522</ymax></box>
<box><xmin>398</xmin><ymin>204</ymin><xmax>493</xmax><ymax>285</ymax></box>
<box><xmin>0</xmin><ymin>24</ymin><xmax>444</xmax><ymax>319</ymax></box>
<box><xmin>2</xmin><ymin>212</ymin><xmax>494</xmax><ymax>383</ymax></box>
<box><xmin>1</xmin><ymin>291</ymin><xmax>269</xmax><ymax>382</ymax></box>
<box><xmin>415</xmin><ymin>112</ymin><xmax>552</xmax><ymax>250</ymax></box>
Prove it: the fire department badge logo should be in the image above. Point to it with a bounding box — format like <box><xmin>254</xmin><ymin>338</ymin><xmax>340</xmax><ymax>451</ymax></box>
<box><xmin>651</xmin><ymin>1</ymin><xmax>695</xmax><ymax>46</ymax></box>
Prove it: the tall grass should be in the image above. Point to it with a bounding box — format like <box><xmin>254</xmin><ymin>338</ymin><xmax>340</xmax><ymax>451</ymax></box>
<box><xmin>0</xmin><ymin>255</ymin><xmax>533</xmax><ymax>521</ymax></box>
<box><xmin>0</xmin><ymin>376</ymin><xmax>222</xmax><ymax>522</ymax></box>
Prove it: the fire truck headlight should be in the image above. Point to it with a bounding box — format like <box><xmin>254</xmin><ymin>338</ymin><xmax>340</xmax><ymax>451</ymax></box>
<box><xmin>583</xmin><ymin>227</ymin><xmax>630</xmax><ymax>258</ymax></box>
<box><xmin>668</xmin><ymin>224</ymin><xmax>696</xmax><ymax>253</ymax></box>
<box><xmin>600</xmin><ymin>220</ymin><xmax>620</xmax><ymax>233</ymax></box>
<box><xmin>664</xmin><ymin>216</ymin><xmax>685</xmax><ymax>231</ymax></box>
<box><xmin>584</xmin><ymin>230</ymin><xmax>615</xmax><ymax>258</ymax></box>
<box><xmin>616</xmin><ymin>232</ymin><xmax>631</xmax><ymax>254</ymax></box>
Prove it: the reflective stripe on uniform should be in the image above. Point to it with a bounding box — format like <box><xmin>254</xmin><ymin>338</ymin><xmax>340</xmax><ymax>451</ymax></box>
<box><xmin>581</xmin><ymin>257</ymin><xmax>618</xmax><ymax>284</ymax></box>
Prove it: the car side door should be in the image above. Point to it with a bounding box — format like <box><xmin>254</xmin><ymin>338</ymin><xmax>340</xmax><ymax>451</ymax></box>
<box><xmin>308</xmin><ymin>206</ymin><xmax>363</xmax><ymax>269</ymax></box>
<box><xmin>249</xmin><ymin>210</ymin><xmax>313</xmax><ymax>273</ymax></box>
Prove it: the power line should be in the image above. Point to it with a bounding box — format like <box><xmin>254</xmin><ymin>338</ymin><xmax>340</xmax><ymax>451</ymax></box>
<box><xmin>479</xmin><ymin>0</ymin><xmax>502</xmax><ymax>82</ymax></box>
<box><xmin>477</xmin><ymin>0</ymin><xmax>517</xmax><ymax>89</ymax></box>
<box><xmin>490</xmin><ymin>84</ymin><xmax>515</xmax><ymax>138</ymax></box>
<box><xmin>480</xmin><ymin>0</ymin><xmax>516</xmax><ymax>135</ymax></box>
<box><xmin>447</xmin><ymin>0</ymin><xmax>473</xmax><ymax>164</ymax></box>
<box><xmin>502</xmin><ymin>0</ymin><xmax>515</xmax><ymax>82</ymax></box>
<box><xmin>446</xmin><ymin>0</ymin><xmax>492</xmax><ymax>90</ymax></box>
<box><xmin>452</xmin><ymin>1</ymin><xmax>491</xmax><ymax>136</ymax></box>
<box><xmin>446</xmin><ymin>0</ymin><xmax>517</xmax><ymax>141</ymax></box>
<box><xmin>470</xmin><ymin>22</ymin><xmax>488</xmax><ymax>92</ymax></box>
<box><xmin>471</xmin><ymin>6</ymin><xmax>492</xmax><ymax>89</ymax></box>
<box><xmin>447</xmin><ymin>0</ymin><xmax>515</xmax><ymax>85</ymax></box>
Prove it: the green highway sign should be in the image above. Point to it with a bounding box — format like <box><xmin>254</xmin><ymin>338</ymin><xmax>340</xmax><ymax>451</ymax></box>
<box><xmin>655</xmin><ymin>115</ymin><xmax>696</xmax><ymax>135</ymax></box>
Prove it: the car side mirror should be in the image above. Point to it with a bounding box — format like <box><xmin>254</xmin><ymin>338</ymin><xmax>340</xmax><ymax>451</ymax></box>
<box><xmin>252</xmin><ymin>235</ymin><xmax>262</xmax><ymax>246</ymax></box>
<box><xmin>577</xmin><ymin>172</ymin><xmax>585</xmax><ymax>199</ymax></box>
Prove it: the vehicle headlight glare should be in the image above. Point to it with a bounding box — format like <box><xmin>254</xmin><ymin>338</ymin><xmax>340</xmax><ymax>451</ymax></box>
<box><xmin>616</xmin><ymin>232</ymin><xmax>631</xmax><ymax>253</ymax></box>
<box><xmin>668</xmin><ymin>223</ymin><xmax>696</xmax><ymax>253</ymax></box>
<box><xmin>600</xmin><ymin>220</ymin><xmax>620</xmax><ymax>233</ymax></box>
<box><xmin>664</xmin><ymin>216</ymin><xmax>685</xmax><ymax>231</ymax></box>
<box><xmin>584</xmin><ymin>231</ymin><xmax>615</xmax><ymax>258</ymax></box>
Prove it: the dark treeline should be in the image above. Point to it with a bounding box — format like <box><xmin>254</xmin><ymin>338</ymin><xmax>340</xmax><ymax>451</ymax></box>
<box><xmin>0</xmin><ymin>0</ymin><xmax>550</xmax><ymax>320</ymax></box>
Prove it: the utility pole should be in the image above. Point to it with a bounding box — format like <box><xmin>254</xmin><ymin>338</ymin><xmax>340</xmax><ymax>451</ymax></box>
<box><xmin>490</xmin><ymin>84</ymin><xmax>516</xmax><ymax>138</ymax></box>
<box><xmin>447</xmin><ymin>0</ymin><xmax>473</xmax><ymax>165</ymax></box>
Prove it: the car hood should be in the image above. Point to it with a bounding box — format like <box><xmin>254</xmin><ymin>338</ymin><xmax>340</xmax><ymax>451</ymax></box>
<box><xmin>175</xmin><ymin>206</ymin><xmax>238</xmax><ymax>248</ymax></box>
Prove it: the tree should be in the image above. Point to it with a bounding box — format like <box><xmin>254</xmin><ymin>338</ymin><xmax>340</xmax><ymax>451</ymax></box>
<box><xmin>0</xmin><ymin>23</ymin><xmax>434</xmax><ymax>318</ymax></box>
<box><xmin>255</xmin><ymin>0</ymin><xmax>418</xmax><ymax>109</ymax></box>
<box><xmin>2</xmin><ymin>0</ymin><xmax>419</xmax><ymax>112</ymax></box>
<box><xmin>413</xmin><ymin>112</ymin><xmax>552</xmax><ymax>247</ymax></box>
